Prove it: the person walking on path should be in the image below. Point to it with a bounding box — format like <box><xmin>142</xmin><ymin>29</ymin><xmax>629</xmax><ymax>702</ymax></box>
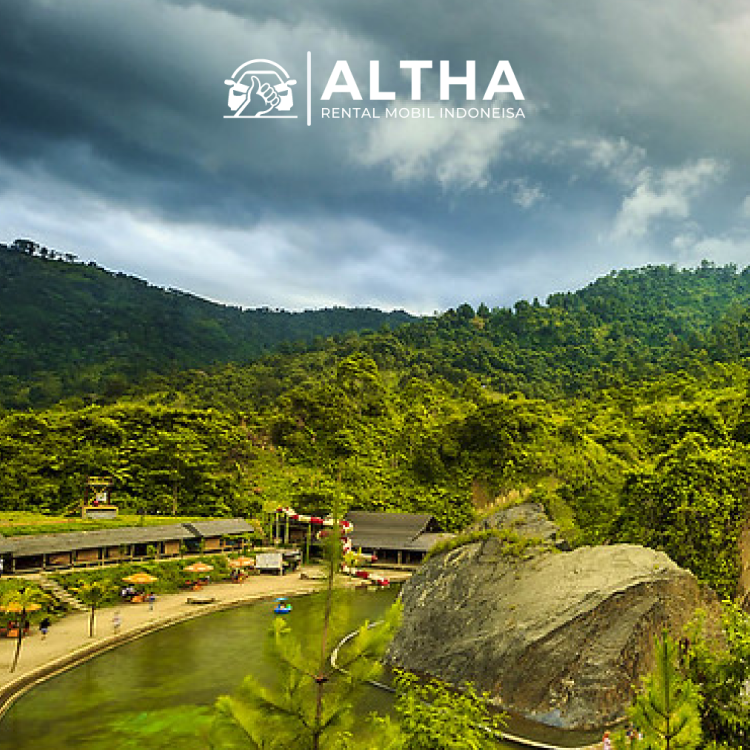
<box><xmin>39</xmin><ymin>617</ymin><xmax>51</xmax><ymax>640</ymax></box>
<box><xmin>112</xmin><ymin>611</ymin><xmax>122</xmax><ymax>635</ymax></box>
<box><xmin>602</xmin><ymin>731</ymin><xmax>612</xmax><ymax>750</ymax></box>
<box><xmin>147</xmin><ymin>593</ymin><xmax>156</xmax><ymax>611</ymax></box>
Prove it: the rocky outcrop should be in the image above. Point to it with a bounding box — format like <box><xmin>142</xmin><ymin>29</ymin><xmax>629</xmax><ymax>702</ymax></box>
<box><xmin>387</xmin><ymin>506</ymin><xmax>718</xmax><ymax>730</ymax></box>
<box><xmin>475</xmin><ymin>501</ymin><xmax>570</xmax><ymax>550</ymax></box>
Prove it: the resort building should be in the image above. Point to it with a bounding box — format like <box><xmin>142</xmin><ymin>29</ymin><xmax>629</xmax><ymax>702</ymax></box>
<box><xmin>344</xmin><ymin>511</ymin><xmax>452</xmax><ymax>565</ymax></box>
<box><xmin>0</xmin><ymin>518</ymin><xmax>255</xmax><ymax>573</ymax></box>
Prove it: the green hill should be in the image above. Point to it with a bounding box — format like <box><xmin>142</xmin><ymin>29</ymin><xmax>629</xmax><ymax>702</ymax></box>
<box><xmin>0</xmin><ymin>239</ymin><xmax>414</xmax><ymax>408</ymax></box>
<box><xmin>5</xmin><ymin>252</ymin><xmax>750</xmax><ymax>597</ymax></box>
<box><xmin>159</xmin><ymin>262</ymin><xmax>750</xmax><ymax>411</ymax></box>
<box><xmin>385</xmin><ymin>262</ymin><xmax>750</xmax><ymax>397</ymax></box>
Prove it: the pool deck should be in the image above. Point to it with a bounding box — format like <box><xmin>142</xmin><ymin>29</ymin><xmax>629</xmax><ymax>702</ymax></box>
<box><xmin>0</xmin><ymin>566</ymin><xmax>410</xmax><ymax>717</ymax></box>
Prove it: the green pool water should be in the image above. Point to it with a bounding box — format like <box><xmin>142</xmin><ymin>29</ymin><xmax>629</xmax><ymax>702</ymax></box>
<box><xmin>0</xmin><ymin>587</ymin><xmax>537</xmax><ymax>749</ymax></box>
<box><xmin>0</xmin><ymin>587</ymin><xmax>518</xmax><ymax>749</ymax></box>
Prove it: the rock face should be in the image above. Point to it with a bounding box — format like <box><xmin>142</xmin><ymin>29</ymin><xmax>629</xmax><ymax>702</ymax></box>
<box><xmin>387</xmin><ymin>507</ymin><xmax>718</xmax><ymax>730</ymax></box>
<box><xmin>476</xmin><ymin>502</ymin><xmax>570</xmax><ymax>550</ymax></box>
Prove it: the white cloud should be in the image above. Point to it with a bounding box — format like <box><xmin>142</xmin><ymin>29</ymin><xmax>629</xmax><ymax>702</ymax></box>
<box><xmin>672</xmin><ymin>230</ymin><xmax>750</xmax><ymax>269</ymax></box>
<box><xmin>611</xmin><ymin>158</ymin><xmax>727</xmax><ymax>241</ymax></box>
<box><xmin>354</xmin><ymin>100</ymin><xmax>522</xmax><ymax>191</ymax></box>
<box><xmin>499</xmin><ymin>178</ymin><xmax>545</xmax><ymax>209</ymax></box>
<box><xmin>572</xmin><ymin>137</ymin><xmax>647</xmax><ymax>186</ymax></box>
<box><xmin>0</xmin><ymin>158</ymin><xmax>448</xmax><ymax>313</ymax></box>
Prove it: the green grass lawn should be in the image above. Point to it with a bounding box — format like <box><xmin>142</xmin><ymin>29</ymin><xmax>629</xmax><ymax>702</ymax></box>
<box><xmin>0</xmin><ymin>512</ymin><xmax>223</xmax><ymax>537</ymax></box>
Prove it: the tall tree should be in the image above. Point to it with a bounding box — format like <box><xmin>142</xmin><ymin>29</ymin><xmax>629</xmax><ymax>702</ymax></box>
<box><xmin>74</xmin><ymin>580</ymin><xmax>113</xmax><ymax>637</ymax></box>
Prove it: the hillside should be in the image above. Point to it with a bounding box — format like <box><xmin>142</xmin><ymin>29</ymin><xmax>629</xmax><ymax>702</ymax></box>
<box><xmin>4</xmin><ymin>242</ymin><xmax>750</xmax><ymax>409</ymax></box>
<box><xmin>158</xmin><ymin>262</ymin><xmax>750</xmax><ymax>410</ymax></box>
<box><xmin>386</xmin><ymin>262</ymin><xmax>750</xmax><ymax>397</ymax></box>
<box><xmin>0</xmin><ymin>239</ymin><xmax>414</xmax><ymax>408</ymax></box>
<box><xmin>4</xmin><ymin>257</ymin><xmax>750</xmax><ymax>598</ymax></box>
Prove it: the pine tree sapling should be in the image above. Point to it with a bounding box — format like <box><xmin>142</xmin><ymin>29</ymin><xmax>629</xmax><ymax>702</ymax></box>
<box><xmin>630</xmin><ymin>633</ymin><xmax>702</xmax><ymax>750</ymax></box>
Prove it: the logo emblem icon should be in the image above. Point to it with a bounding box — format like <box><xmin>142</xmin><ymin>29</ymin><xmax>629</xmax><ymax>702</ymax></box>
<box><xmin>224</xmin><ymin>59</ymin><xmax>297</xmax><ymax>118</ymax></box>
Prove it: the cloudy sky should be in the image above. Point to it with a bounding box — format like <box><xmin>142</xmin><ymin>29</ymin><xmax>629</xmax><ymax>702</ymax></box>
<box><xmin>1</xmin><ymin>0</ymin><xmax>749</xmax><ymax>313</ymax></box>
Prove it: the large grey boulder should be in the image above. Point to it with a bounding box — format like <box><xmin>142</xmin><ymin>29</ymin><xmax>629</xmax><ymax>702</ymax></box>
<box><xmin>387</xmin><ymin>519</ymin><xmax>718</xmax><ymax>730</ymax></box>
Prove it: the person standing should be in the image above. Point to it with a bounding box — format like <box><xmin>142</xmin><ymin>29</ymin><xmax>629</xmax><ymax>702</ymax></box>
<box><xmin>112</xmin><ymin>611</ymin><xmax>122</xmax><ymax>634</ymax></box>
<box><xmin>39</xmin><ymin>616</ymin><xmax>51</xmax><ymax>640</ymax></box>
<box><xmin>602</xmin><ymin>731</ymin><xmax>612</xmax><ymax>750</ymax></box>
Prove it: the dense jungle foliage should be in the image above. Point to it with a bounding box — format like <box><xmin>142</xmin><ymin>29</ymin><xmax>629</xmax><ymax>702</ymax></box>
<box><xmin>3</xmin><ymin>248</ymin><xmax>750</xmax><ymax>597</ymax></box>
<box><xmin>0</xmin><ymin>240</ymin><xmax>413</xmax><ymax>408</ymax></box>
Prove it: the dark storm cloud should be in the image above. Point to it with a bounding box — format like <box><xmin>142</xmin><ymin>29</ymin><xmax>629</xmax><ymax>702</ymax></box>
<box><xmin>1</xmin><ymin>0</ymin><xmax>749</xmax><ymax>311</ymax></box>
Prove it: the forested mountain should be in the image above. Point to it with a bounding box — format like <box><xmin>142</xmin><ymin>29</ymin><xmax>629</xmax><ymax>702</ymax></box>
<box><xmin>150</xmin><ymin>261</ymin><xmax>750</xmax><ymax>410</ymax></box>
<box><xmin>384</xmin><ymin>261</ymin><xmax>750</xmax><ymax>397</ymax></box>
<box><xmin>0</xmin><ymin>240</ymin><xmax>414</xmax><ymax>408</ymax></box>
<box><xmin>4</xmin><ymin>252</ymin><xmax>750</xmax><ymax>597</ymax></box>
<box><xmin>4</xmin><ymin>238</ymin><xmax>750</xmax><ymax>409</ymax></box>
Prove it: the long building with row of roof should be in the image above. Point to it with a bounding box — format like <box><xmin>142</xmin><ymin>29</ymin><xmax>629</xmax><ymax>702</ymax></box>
<box><xmin>0</xmin><ymin>512</ymin><xmax>452</xmax><ymax>574</ymax></box>
<box><xmin>0</xmin><ymin>519</ymin><xmax>255</xmax><ymax>573</ymax></box>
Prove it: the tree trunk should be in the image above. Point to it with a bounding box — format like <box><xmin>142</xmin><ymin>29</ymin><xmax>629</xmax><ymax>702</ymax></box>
<box><xmin>10</xmin><ymin>620</ymin><xmax>24</xmax><ymax>673</ymax></box>
<box><xmin>89</xmin><ymin>605</ymin><xmax>96</xmax><ymax>637</ymax></box>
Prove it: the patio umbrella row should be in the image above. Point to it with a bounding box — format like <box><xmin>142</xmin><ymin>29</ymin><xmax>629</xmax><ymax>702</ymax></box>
<box><xmin>2</xmin><ymin>558</ymin><xmax>252</xmax><ymax>617</ymax></box>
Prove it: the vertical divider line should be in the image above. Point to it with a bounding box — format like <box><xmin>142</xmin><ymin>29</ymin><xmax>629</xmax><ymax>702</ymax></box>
<box><xmin>307</xmin><ymin>51</ymin><xmax>312</xmax><ymax>126</ymax></box>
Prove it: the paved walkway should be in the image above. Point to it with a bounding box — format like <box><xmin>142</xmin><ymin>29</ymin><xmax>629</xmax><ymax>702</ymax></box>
<box><xmin>0</xmin><ymin>566</ymin><xmax>410</xmax><ymax>711</ymax></box>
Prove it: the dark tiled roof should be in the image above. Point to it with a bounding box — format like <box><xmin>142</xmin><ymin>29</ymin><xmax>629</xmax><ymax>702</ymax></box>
<box><xmin>345</xmin><ymin>511</ymin><xmax>448</xmax><ymax>552</ymax></box>
<box><xmin>346</xmin><ymin>511</ymin><xmax>435</xmax><ymax>536</ymax></box>
<box><xmin>0</xmin><ymin>519</ymin><xmax>253</xmax><ymax>558</ymax></box>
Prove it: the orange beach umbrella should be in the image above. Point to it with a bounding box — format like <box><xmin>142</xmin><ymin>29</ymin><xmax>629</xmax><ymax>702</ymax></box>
<box><xmin>3</xmin><ymin>601</ymin><xmax>42</xmax><ymax>614</ymax></box>
<box><xmin>183</xmin><ymin>562</ymin><xmax>214</xmax><ymax>574</ymax></box>
<box><xmin>122</xmin><ymin>573</ymin><xmax>158</xmax><ymax>585</ymax></box>
<box><xmin>228</xmin><ymin>556</ymin><xmax>255</xmax><ymax>568</ymax></box>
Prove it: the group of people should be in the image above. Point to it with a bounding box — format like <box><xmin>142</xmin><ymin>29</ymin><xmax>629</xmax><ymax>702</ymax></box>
<box><xmin>183</xmin><ymin>576</ymin><xmax>211</xmax><ymax>590</ymax></box>
<box><xmin>119</xmin><ymin>585</ymin><xmax>138</xmax><ymax>599</ymax></box>
<box><xmin>119</xmin><ymin>587</ymin><xmax>157</xmax><ymax>610</ymax></box>
<box><xmin>603</xmin><ymin>726</ymin><xmax>643</xmax><ymax>748</ymax></box>
<box><xmin>1</xmin><ymin>618</ymin><xmax>30</xmax><ymax>638</ymax></box>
